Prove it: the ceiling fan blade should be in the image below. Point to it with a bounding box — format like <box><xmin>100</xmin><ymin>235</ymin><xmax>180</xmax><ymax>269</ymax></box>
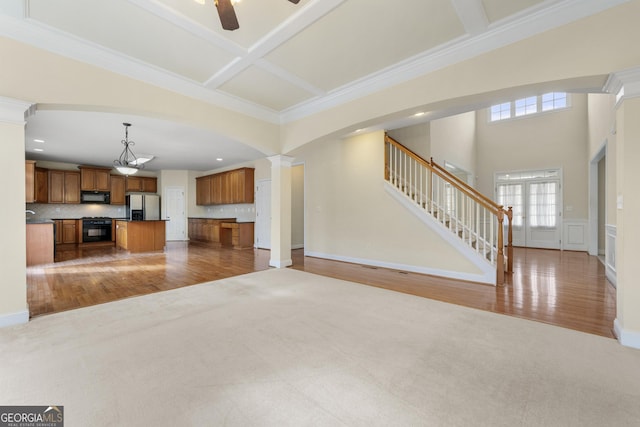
<box><xmin>215</xmin><ymin>0</ymin><xmax>239</xmax><ymax>31</ymax></box>
<box><xmin>288</xmin><ymin>0</ymin><xmax>301</xmax><ymax>4</ymax></box>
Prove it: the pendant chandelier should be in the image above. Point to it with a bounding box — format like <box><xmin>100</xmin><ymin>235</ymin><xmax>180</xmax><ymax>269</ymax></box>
<box><xmin>114</xmin><ymin>122</ymin><xmax>143</xmax><ymax>175</ymax></box>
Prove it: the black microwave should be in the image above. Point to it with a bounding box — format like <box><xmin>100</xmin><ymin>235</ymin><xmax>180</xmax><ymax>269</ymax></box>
<box><xmin>81</xmin><ymin>191</ymin><xmax>111</xmax><ymax>204</ymax></box>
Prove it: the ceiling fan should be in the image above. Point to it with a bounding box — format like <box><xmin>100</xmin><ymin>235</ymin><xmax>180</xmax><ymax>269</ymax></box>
<box><xmin>209</xmin><ymin>0</ymin><xmax>301</xmax><ymax>31</ymax></box>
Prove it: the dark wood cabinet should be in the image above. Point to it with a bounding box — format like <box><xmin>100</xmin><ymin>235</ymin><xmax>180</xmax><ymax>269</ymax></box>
<box><xmin>25</xmin><ymin>161</ymin><xmax>35</xmax><ymax>203</ymax></box>
<box><xmin>110</xmin><ymin>175</ymin><xmax>126</xmax><ymax>205</ymax></box>
<box><xmin>35</xmin><ymin>167</ymin><xmax>48</xmax><ymax>203</ymax></box>
<box><xmin>125</xmin><ymin>176</ymin><xmax>157</xmax><ymax>193</ymax></box>
<box><xmin>79</xmin><ymin>166</ymin><xmax>111</xmax><ymax>191</ymax></box>
<box><xmin>25</xmin><ymin>162</ymin><xmax>49</xmax><ymax>203</ymax></box>
<box><xmin>48</xmin><ymin>170</ymin><xmax>80</xmax><ymax>204</ymax></box>
<box><xmin>195</xmin><ymin>167</ymin><xmax>254</xmax><ymax>206</ymax></box>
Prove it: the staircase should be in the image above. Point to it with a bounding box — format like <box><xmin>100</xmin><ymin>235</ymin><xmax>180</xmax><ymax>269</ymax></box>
<box><xmin>384</xmin><ymin>134</ymin><xmax>513</xmax><ymax>286</ymax></box>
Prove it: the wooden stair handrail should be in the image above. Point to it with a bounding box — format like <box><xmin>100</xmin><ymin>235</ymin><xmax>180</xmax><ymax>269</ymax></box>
<box><xmin>430</xmin><ymin>158</ymin><xmax>503</xmax><ymax>212</ymax></box>
<box><xmin>385</xmin><ymin>134</ymin><xmax>500</xmax><ymax>215</ymax></box>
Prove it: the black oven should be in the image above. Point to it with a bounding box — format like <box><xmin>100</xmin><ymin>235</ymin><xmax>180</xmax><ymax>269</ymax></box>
<box><xmin>82</xmin><ymin>218</ymin><xmax>112</xmax><ymax>243</ymax></box>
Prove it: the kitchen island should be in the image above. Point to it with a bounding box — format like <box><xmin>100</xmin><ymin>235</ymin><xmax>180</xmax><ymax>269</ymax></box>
<box><xmin>115</xmin><ymin>220</ymin><xmax>166</xmax><ymax>253</ymax></box>
<box><xmin>26</xmin><ymin>220</ymin><xmax>55</xmax><ymax>266</ymax></box>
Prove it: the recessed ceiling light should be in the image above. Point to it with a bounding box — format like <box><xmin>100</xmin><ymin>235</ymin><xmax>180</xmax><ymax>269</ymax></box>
<box><xmin>34</xmin><ymin>139</ymin><xmax>45</xmax><ymax>143</ymax></box>
<box><xmin>33</xmin><ymin>148</ymin><xmax>44</xmax><ymax>152</ymax></box>
<box><xmin>355</xmin><ymin>129</ymin><xmax>364</xmax><ymax>133</ymax></box>
<box><xmin>216</xmin><ymin>158</ymin><xmax>223</xmax><ymax>162</ymax></box>
<box><xmin>413</xmin><ymin>112</ymin><xmax>425</xmax><ymax>117</ymax></box>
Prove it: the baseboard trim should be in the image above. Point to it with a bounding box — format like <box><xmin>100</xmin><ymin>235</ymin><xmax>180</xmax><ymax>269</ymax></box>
<box><xmin>0</xmin><ymin>310</ymin><xmax>29</xmax><ymax>328</ymax></box>
<box><xmin>291</xmin><ymin>244</ymin><xmax>304</xmax><ymax>250</ymax></box>
<box><xmin>304</xmin><ymin>251</ymin><xmax>492</xmax><ymax>285</ymax></box>
<box><xmin>614</xmin><ymin>318</ymin><xmax>640</xmax><ymax>349</ymax></box>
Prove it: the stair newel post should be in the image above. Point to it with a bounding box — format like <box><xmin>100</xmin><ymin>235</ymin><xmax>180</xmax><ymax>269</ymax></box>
<box><xmin>496</xmin><ymin>208</ymin><xmax>505</xmax><ymax>286</ymax></box>
<box><xmin>507</xmin><ymin>206</ymin><xmax>513</xmax><ymax>274</ymax></box>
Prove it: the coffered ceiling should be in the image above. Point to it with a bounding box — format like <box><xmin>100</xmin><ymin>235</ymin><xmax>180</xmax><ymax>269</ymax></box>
<box><xmin>0</xmin><ymin>0</ymin><xmax>627</xmax><ymax>170</ymax></box>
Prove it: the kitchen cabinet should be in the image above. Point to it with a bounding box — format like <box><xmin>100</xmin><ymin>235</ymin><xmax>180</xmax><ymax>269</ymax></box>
<box><xmin>25</xmin><ymin>161</ymin><xmax>35</xmax><ymax>203</ymax></box>
<box><xmin>188</xmin><ymin>218</ymin><xmax>234</xmax><ymax>244</ymax></box>
<box><xmin>79</xmin><ymin>166</ymin><xmax>111</xmax><ymax>191</ymax></box>
<box><xmin>54</xmin><ymin>219</ymin><xmax>79</xmax><ymax>244</ymax></box>
<box><xmin>220</xmin><ymin>222</ymin><xmax>254</xmax><ymax>249</ymax></box>
<box><xmin>61</xmin><ymin>219</ymin><xmax>78</xmax><ymax>244</ymax></box>
<box><xmin>195</xmin><ymin>167</ymin><xmax>254</xmax><ymax>206</ymax></box>
<box><xmin>48</xmin><ymin>170</ymin><xmax>81</xmax><ymax>204</ymax></box>
<box><xmin>195</xmin><ymin>175</ymin><xmax>212</xmax><ymax>205</ymax></box>
<box><xmin>110</xmin><ymin>175</ymin><xmax>126</xmax><ymax>205</ymax></box>
<box><xmin>35</xmin><ymin>167</ymin><xmax>48</xmax><ymax>203</ymax></box>
<box><xmin>125</xmin><ymin>176</ymin><xmax>157</xmax><ymax>193</ymax></box>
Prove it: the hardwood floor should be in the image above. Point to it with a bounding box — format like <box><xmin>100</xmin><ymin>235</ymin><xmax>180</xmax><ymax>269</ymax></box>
<box><xmin>27</xmin><ymin>244</ymin><xmax>616</xmax><ymax>338</ymax></box>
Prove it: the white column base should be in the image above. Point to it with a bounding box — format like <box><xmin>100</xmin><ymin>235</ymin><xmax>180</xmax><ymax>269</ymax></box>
<box><xmin>269</xmin><ymin>259</ymin><xmax>293</xmax><ymax>268</ymax></box>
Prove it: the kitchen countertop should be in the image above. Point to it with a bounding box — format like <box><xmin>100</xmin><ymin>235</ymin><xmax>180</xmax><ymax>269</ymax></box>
<box><xmin>26</xmin><ymin>219</ymin><xmax>55</xmax><ymax>224</ymax></box>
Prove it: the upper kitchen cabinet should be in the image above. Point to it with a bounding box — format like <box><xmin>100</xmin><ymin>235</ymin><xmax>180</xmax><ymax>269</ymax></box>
<box><xmin>79</xmin><ymin>166</ymin><xmax>111</xmax><ymax>191</ymax></box>
<box><xmin>196</xmin><ymin>167</ymin><xmax>254</xmax><ymax>206</ymax></box>
<box><xmin>110</xmin><ymin>175</ymin><xmax>126</xmax><ymax>205</ymax></box>
<box><xmin>26</xmin><ymin>161</ymin><xmax>50</xmax><ymax>203</ymax></box>
<box><xmin>48</xmin><ymin>170</ymin><xmax>80</xmax><ymax>204</ymax></box>
<box><xmin>125</xmin><ymin>176</ymin><xmax>157</xmax><ymax>193</ymax></box>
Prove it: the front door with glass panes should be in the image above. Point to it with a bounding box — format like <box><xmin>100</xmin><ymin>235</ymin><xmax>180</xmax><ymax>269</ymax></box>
<box><xmin>496</xmin><ymin>169</ymin><xmax>561</xmax><ymax>249</ymax></box>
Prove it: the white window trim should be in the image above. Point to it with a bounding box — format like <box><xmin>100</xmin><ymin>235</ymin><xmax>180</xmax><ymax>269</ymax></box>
<box><xmin>488</xmin><ymin>93</ymin><xmax>572</xmax><ymax>123</ymax></box>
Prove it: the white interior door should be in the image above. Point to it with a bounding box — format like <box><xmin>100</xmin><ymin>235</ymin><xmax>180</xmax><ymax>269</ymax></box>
<box><xmin>497</xmin><ymin>182</ymin><xmax>525</xmax><ymax>246</ymax></box>
<box><xmin>525</xmin><ymin>180</ymin><xmax>561</xmax><ymax>249</ymax></box>
<box><xmin>165</xmin><ymin>187</ymin><xmax>186</xmax><ymax>241</ymax></box>
<box><xmin>497</xmin><ymin>177</ymin><xmax>561</xmax><ymax>249</ymax></box>
<box><xmin>255</xmin><ymin>180</ymin><xmax>271</xmax><ymax>249</ymax></box>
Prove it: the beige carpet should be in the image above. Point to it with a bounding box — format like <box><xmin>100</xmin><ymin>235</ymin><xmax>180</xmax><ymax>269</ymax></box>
<box><xmin>1</xmin><ymin>268</ymin><xmax>639</xmax><ymax>426</ymax></box>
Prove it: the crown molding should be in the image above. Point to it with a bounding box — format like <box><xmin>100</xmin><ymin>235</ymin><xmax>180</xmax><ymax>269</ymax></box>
<box><xmin>604</xmin><ymin>66</ymin><xmax>640</xmax><ymax>107</ymax></box>
<box><xmin>0</xmin><ymin>96</ymin><xmax>34</xmax><ymax>124</ymax></box>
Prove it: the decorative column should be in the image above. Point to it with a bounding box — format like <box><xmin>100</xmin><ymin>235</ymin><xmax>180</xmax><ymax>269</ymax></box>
<box><xmin>268</xmin><ymin>155</ymin><xmax>294</xmax><ymax>268</ymax></box>
<box><xmin>0</xmin><ymin>96</ymin><xmax>33</xmax><ymax>327</ymax></box>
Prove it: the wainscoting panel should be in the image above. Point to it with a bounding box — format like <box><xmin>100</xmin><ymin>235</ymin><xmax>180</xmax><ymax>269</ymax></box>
<box><xmin>562</xmin><ymin>219</ymin><xmax>588</xmax><ymax>251</ymax></box>
<box><xmin>606</xmin><ymin>224</ymin><xmax>617</xmax><ymax>287</ymax></box>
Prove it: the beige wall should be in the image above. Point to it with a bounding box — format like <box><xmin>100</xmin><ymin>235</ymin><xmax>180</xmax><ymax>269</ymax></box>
<box><xmin>291</xmin><ymin>165</ymin><xmax>304</xmax><ymax>249</ymax></box>
<box><xmin>476</xmin><ymin>94</ymin><xmax>589</xmax><ymax>221</ymax></box>
<box><xmin>0</xmin><ymin>119</ymin><xmax>28</xmax><ymax>323</ymax></box>
<box><xmin>587</xmin><ymin>93</ymin><xmax>617</xmax><ymax>227</ymax></box>
<box><xmin>387</xmin><ymin>122</ymin><xmax>430</xmax><ymax>160</ymax></box>
<box><xmin>290</xmin><ymin>131</ymin><xmax>481</xmax><ymax>276</ymax></box>
<box><xmin>431</xmin><ymin>112</ymin><xmax>477</xmax><ymax>184</ymax></box>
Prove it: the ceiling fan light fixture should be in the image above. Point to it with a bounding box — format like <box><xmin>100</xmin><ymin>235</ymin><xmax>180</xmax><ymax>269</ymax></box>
<box><xmin>113</xmin><ymin>123</ymin><xmax>147</xmax><ymax>176</ymax></box>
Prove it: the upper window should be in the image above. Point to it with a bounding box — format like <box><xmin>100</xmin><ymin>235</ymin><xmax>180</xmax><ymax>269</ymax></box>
<box><xmin>541</xmin><ymin>92</ymin><xmax>567</xmax><ymax>111</ymax></box>
<box><xmin>515</xmin><ymin>96</ymin><xmax>537</xmax><ymax>117</ymax></box>
<box><xmin>490</xmin><ymin>102</ymin><xmax>511</xmax><ymax>121</ymax></box>
<box><xmin>490</xmin><ymin>92</ymin><xmax>569</xmax><ymax>122</ymax></box>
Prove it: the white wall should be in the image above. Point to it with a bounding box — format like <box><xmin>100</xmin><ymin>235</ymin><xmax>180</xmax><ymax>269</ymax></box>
<box><xmin>290</xmin><ymin>130</ymin><xmax>482</xmax><ymax>278</ymax></box>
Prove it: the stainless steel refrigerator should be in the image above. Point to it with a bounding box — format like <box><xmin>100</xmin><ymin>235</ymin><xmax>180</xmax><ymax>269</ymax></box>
<box><xmin>126</xmin><ymin>193</ymin><xmax>160</xmax><ymax>220</ymax></box>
